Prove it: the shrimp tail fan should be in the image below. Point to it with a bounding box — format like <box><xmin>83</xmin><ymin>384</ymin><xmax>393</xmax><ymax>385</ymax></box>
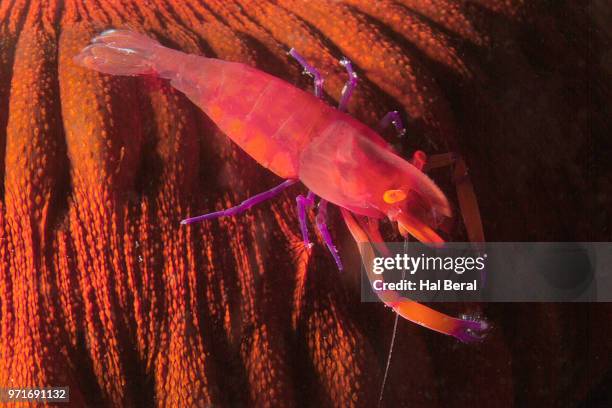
<box><xmin>74</xmin><ymin>29</ymin><xmax>163</xmax><ymax>76</ymax></box>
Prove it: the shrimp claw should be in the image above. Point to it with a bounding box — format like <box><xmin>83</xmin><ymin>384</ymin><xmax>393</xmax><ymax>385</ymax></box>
<box><xmin>181</xmin><ymin>179</ymin><xmax>298</xmax><ymax>225</ymax></box>
<box><xmin>453</xmin><ymin>315</ymin><xmax>490</xmax><ymax>343</ymax></box>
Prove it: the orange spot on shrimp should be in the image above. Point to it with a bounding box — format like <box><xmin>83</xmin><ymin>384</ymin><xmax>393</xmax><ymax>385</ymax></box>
<box><xmin>208</xmin><ymin>105</ymin><xmax>223</xmax><ymax>120</ymax></box>
<box><xmin>269</xmin><ymin>152</ymin><xmax>296</xmax><ymax>175</ymax></box>
<box><xmin>383</xmin><ymin>189</ymin><xmax>407</xmax><ymax>204</ymax></box>
<box><xmin>245</xmin><ymin>132</ymin><xmax>269</xmax><ymax>158</ymax></box>
<box><xmin>227</xmin><ymin>119</ymin><xmax>244</xmax><ymax>134</ymax></box>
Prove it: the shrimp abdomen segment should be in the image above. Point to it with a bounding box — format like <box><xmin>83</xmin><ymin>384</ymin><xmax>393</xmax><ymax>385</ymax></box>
<box><xmin>172</xmin><ymin>60</ymin><xmax>337</xmax><ymax>179</ymax></box>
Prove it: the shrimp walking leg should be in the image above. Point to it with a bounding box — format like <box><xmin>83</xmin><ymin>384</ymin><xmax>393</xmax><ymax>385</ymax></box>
<box><xmin>289</xmin><ymin>48</ymin><xmax>344</xmax><ymax>264</ymax></box>
<box><xmin>289</xmin><ymin>48</ymin><xmax>324</xmax><ymax>98</ymax></box>
<box><xmin>180</xmin><ymin>179</ymin><xmax>298</xmax><ymax>225</ymax></box>
<box><xmin>296</xmin><ymin>191</ymin><xmax>316</xmax><ymax>248</ymax></box>
<box><xmin>338</xmin><ymin>58</ymin><xmax>358</xmax><ymax>111</ymax></box>
<box><xmin>423</xmin><ymin>153</ymin><xmax>486</xmax><ymax>243</ymax></box>
<box><xmin>315</xmin><ymin>199</ymin><xmax>343</xmax><ymax>270</ymax></box>
<box><xmin>376</xmin><ymin>110</ymin><xmax>407</xmax><ymax>138</ymax></box>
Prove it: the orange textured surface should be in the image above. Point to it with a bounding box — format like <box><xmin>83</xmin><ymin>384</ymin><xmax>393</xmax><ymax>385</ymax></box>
<box><xmin>0</xmin><ymin>1</ymin><xmax>610</xmax><ymax>407</ymax></box>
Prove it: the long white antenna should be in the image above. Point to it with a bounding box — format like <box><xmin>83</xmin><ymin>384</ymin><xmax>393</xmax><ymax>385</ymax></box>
<box><xmin>378</xmin><ymin>237</ymin><xmax>409</xmax><ymax>407</ymax></box>
<box><xmin>378</xmin><ymin>308</ymin><xmax>400</xmax><ymax>407</ymax></box>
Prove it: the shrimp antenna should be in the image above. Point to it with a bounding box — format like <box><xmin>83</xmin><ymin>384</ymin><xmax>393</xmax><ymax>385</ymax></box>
<box><xmin>378</xmin><ymin>236</ymin><xmax>410</xmax><ymax>407</ymax></box>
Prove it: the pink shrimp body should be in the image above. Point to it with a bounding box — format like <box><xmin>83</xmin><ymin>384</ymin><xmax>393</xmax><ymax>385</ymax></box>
<box><xmin>75</xmin><ymin>29</ymin><xmax>449</xmax><ymax>240</ymax></box>
<box><xmin>75</xmin><ymin>30</ymin><xmax>487</xmax><ymax>342</ymax></box>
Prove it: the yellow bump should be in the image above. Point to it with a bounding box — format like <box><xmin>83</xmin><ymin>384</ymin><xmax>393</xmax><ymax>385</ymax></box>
<box><xmin>383</xmin><ymin>189</ymin><xmax>407</xmax><ymax>204</ymax></box>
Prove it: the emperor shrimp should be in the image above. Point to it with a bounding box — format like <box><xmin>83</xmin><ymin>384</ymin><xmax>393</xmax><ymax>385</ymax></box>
<box><xmin>75</xmin><ymin>29</ymin><xmax>488</xmax><ymax>343</ymax></box>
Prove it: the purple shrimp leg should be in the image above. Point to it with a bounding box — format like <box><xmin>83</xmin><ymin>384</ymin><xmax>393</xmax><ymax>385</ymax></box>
<box><xmin>181</xmin><ymin>179</ymin><xmax>298</xmax><ymax>225</ymax></box>
<box><xmin>315</xmin><ymin>199</ymin><xmax>343</xmax><ymax>271</ymax></box>
<box><xmin>289</xmin><ymin>49</ymin><xmax>324</xmax><ymax>248</ymax></box>
<box><xmin>338</xmin><ymin>57</ymin><xmax>358</xmax><ymax>112</ymax></box>
<box><xmin>289</xmin><ymin>49</ymin><xmax>342</xmax><ymax>269</ymax></box>
<box><xmin>377</xmin><ymin>110</ymin><xmax>407</xmax><ymax>138</ymax></box>
<box><xmin>296</xmin><ymin>191</ymin><xmax>316</xmax><ymax>248</ymax></box>
<box><xmin>289</xmin><ymin>48</ymin><xmax>324</xmax><ymax>99</ymax></box>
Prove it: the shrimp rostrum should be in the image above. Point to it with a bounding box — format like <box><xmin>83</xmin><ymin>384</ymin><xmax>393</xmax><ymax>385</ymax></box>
<box><xmin>75</xmin><ymin>30</ymin><xmax>488</xmax><ymax>342</ymax></box>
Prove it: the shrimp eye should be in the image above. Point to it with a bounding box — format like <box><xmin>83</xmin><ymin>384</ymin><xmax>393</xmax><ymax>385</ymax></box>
<box><xmin>383</xmin><ymin>189</ymin><xmax>407</xmax><ymax>204</ymax></box>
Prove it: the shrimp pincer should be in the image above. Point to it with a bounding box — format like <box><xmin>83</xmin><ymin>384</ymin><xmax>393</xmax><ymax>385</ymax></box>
<box><xmin>75</xmin><ymin>29</ymin><xmax>487</xmax><ymax>342</ymax></box>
